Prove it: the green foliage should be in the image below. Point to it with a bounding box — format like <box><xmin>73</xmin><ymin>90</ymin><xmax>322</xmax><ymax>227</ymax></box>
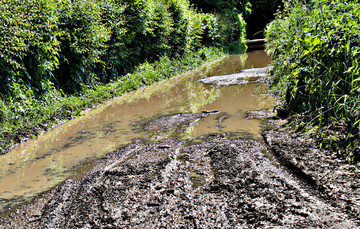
<box><xmin>200</xmin><ymin>13</ymin><xmax>221</xmax><ymax>46</ymax></box>
<box><xmin>199</xmin><ymin>10</ymin><xmax>247</xmax><ymax>53</ymax></box>
<box><xmin>0</xmin><ymin>0</ymin><xmax>60</xmax><ymax>96</ymax></box>
<box><xmin>219</xmin><ymin>10</ymin><xmax>247</xmax><ymax>53</ymax></box>
<box><xmin>266</xmin><ymin>0</ymin><xmax>360</xmax><ymax>159</ymax></box>
<box><xmin>0</xmin><ymin>0</ymin><xmax>246</xmax><ymax>96</ymax></box>
<box><xmin>110</xmin><ymin>0</ymin><xmax>172</xmax><ymax>72</ymax></box>
<box><xmin>54</xmin><ymin>0</ymin><xmax>111</xmax><ymax>92</ymax></box>
<box><xmin>168</xmin><ymin>0</ymin><xmax>203</xmax><ymax>57</ymax></box>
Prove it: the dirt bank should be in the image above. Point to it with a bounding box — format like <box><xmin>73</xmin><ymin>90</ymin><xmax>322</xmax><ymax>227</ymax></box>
<box><xmin>0</xmin><ymin>113</ymin><xmax>358</xmax><ymax>228</ymax></box>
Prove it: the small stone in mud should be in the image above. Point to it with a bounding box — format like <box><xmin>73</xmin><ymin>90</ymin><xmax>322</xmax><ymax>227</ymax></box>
<box><xmin>188</xmin><ymin>118</ymin><xmax>201</xmax><ymax>127</ymax></box>
<box><xmin>246</xmin><ymin>110</ymin><xmax>273</xmax><ymax>119</ymax></box>
<box><xmin>216</xmin><ymin>126</ymin><xmax>226</xmax><ymax>129</ymax></box>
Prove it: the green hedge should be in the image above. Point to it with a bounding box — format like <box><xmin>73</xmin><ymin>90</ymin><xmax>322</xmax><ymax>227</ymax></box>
<box><xmin>0</xmin><ymin>0</ymin><xmax>246</xmax><ymax>97</ymax></box>
<box><xmin>266</xmin><ymin>0</ymin><xmax>360</xmax><ymax>158</ymax></box>
<box><xmin>0</xmin><ymin>0</ymin><xmax>61</xmax><ymax>95</ymax></box>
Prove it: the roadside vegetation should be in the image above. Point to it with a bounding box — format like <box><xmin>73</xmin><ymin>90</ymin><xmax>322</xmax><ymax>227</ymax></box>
<box><xmin>265</xmin><ymin>0</ymin><xmax>360</xmax><ymax>161</ymax></box>
<box><xmin>0</xmin><ymin>0</ymin><xmax>248</xmax><ymax>154</ymax></box>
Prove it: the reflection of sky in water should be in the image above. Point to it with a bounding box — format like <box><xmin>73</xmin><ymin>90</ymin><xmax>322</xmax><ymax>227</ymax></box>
<box><xmin>0</xmin><ymin>50</ymin><xmax>273</xmax><ymax>212</ymax></box>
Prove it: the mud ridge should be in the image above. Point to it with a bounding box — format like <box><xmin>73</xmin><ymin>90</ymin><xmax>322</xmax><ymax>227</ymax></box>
<box><xmin>263</xmin><ymin>128</ymin><xmax>360</xmax><ymax>225</ymax></box>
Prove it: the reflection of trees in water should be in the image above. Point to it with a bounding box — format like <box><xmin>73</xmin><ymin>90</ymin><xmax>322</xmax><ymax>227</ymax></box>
<box><xmin>210</xmin><ymin>54</ymin><xmax>248</xmax><ymax>76</ymax></box>
<box><xmin>185</xmin><ymin>83</ymin><xmax>220</xmax><ymax>113</ymax></box>
<box><xmin>125</xmin><ymin>60</ymin><xmax>224</xmax><ymax>113</ymax></box>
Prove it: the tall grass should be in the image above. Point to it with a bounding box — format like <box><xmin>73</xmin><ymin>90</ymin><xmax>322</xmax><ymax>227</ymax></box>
<box><xmin>266</xmin><ymin>0</ymin><xmax>360</xmax><ymax>160</ymax></box>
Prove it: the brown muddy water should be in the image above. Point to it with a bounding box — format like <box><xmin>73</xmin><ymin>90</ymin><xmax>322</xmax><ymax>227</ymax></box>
<box><xmin>0</xmin><ymin>50</ymin><xmax>273</xmax><ymax>212</ymax></box>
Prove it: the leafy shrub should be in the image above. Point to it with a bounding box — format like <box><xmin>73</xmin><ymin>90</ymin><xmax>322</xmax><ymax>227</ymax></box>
<box><xmin>54</xmin><ymin>0</ymin><xmax>111</xmax><ymax>93</ymax></box>
<box><xmin>112</xmin><ymin>0</ymin><xmax>173</xmax><ymax>73</ymax></box>
<box><xmin>266</xmin><ymin>0</ymin><xmax>360</xmax><ymax>158</ymax></box>
<box><xmin>218</xmin><ymin>10</ymin><xmax>247</xmax><ymax>53</ymax></box>
<box><xmin>199</xmin><ymin>11</ymin><xmax>247</xmax><ymax>53</ymax></box>
<box><xmin>0</xmin><ymin>0</ymin><xmax>246</xmax><ymax>97</ymax></box>
<box><xmin>0</xmin><ymin>0</ymin><xmax>60</xmax><ymax>96</ymax></box>
<box><xmin>140</xmin><ymin>0</ymin><xmax>173</xmax><ymax>60</ymax></box>
<box><xmin>190</xmin><ymin>0</ymin><xmax>251</xmax><ymax>15</ymax></box>
<box><xmin>168</xmin><ymin>0</ymin><xmax>203</xmax><ymax>57</ymax></box>
<box><xmin>94</xmin><ymin>0</ymin><xmax>127</xmax><ymax>80</ymax></box>
<box><xmin>200</xmin><ymin>13</ymin><xmax>221</xmax><ymax>47</ymax></box>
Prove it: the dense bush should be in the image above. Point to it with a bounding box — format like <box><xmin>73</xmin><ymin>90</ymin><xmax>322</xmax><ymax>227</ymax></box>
<box><xmin>218</xmin><ymin>10</ymin><xmax>247</xmax><ymax>53</ymax></box>
<box><xmin>190</xmin><ymin>0</ymin><xmax>251</xmax><ymax>15</ymax></box>
<box><xmin>168</xmin><ymin>0</ymin><xmax>203</xmax><ymax>57</ymax></box>
<box><xmin>266</xmin><ymin>0</ymin><xmax>360</xmax><ymax>159</ymax></box>
<box><xmin>0</xmin><ymin>0</ymin><xmax>246</xmax><ymax>96</ymax></box>
<box><xmin>0</xmin><ymin>0</ymin><xmax>61</xmax><ymax>96</ymax></box>
<box><xmin>199</xmin><ymin>11</ymin><xmax>246</xmax><ymax>53</ymax></box>
<box><xmin>55</xmin><ymin>0</ymin><xmax>111</xmax><ymax>92</ymax></box>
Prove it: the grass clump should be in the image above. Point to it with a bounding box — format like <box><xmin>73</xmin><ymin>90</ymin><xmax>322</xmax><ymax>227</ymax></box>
<box><xmin>265</xmin><ymin>0</ymin><xmax>360</xmax><ymax>161</ymax></box>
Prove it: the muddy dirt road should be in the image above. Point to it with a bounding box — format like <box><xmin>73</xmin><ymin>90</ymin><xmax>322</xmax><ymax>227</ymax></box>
<box><xmin>0</xmin><ymin>51</ymin><xmax>359</xmax><ymax>228</ymax></box>
<box><xmin>1</xmin><ymin>113</ymin><xmax>359</xmax><ymax>228</ymax></box>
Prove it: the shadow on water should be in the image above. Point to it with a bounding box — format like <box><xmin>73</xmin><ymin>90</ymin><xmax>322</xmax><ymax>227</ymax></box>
<box><xmin>0</xmin><ymin>50</ymin><xmax>273</xmax><ymax>212</ymax></box>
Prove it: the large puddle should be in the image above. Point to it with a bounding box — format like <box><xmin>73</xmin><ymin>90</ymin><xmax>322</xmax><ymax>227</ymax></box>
<box><xmin>0</xmin><ymin>50</ymin><xmax>273</xmax><ymax>212</ymax></box>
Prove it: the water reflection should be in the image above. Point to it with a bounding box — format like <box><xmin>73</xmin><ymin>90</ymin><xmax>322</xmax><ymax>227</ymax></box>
<box><xmin>0</xmin><ymin>50</ymin><xmax>273</xmax><ymax>212</ymax></box>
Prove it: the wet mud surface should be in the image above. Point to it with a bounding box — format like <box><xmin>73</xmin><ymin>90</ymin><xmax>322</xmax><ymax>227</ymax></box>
<box><xmin>1</xmin><ymin>114</ymin><xmax>359</xmax><ymax>228</ymax></box>
<box><xmin>264</xmin><ymin>128</ymin><xmax>360</xmax><ymax>224</ymax></box>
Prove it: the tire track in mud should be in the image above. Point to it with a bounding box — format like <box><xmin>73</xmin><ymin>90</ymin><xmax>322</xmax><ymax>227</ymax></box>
<box><xmin>1</xmin><ymin>134</ymin><xmax>357</xmax><ymax>228</ymax></box>
<box><xmin>263</xmin><ymin>129</ymin><xmax>360</xmax><ymax>226</ymax></box>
